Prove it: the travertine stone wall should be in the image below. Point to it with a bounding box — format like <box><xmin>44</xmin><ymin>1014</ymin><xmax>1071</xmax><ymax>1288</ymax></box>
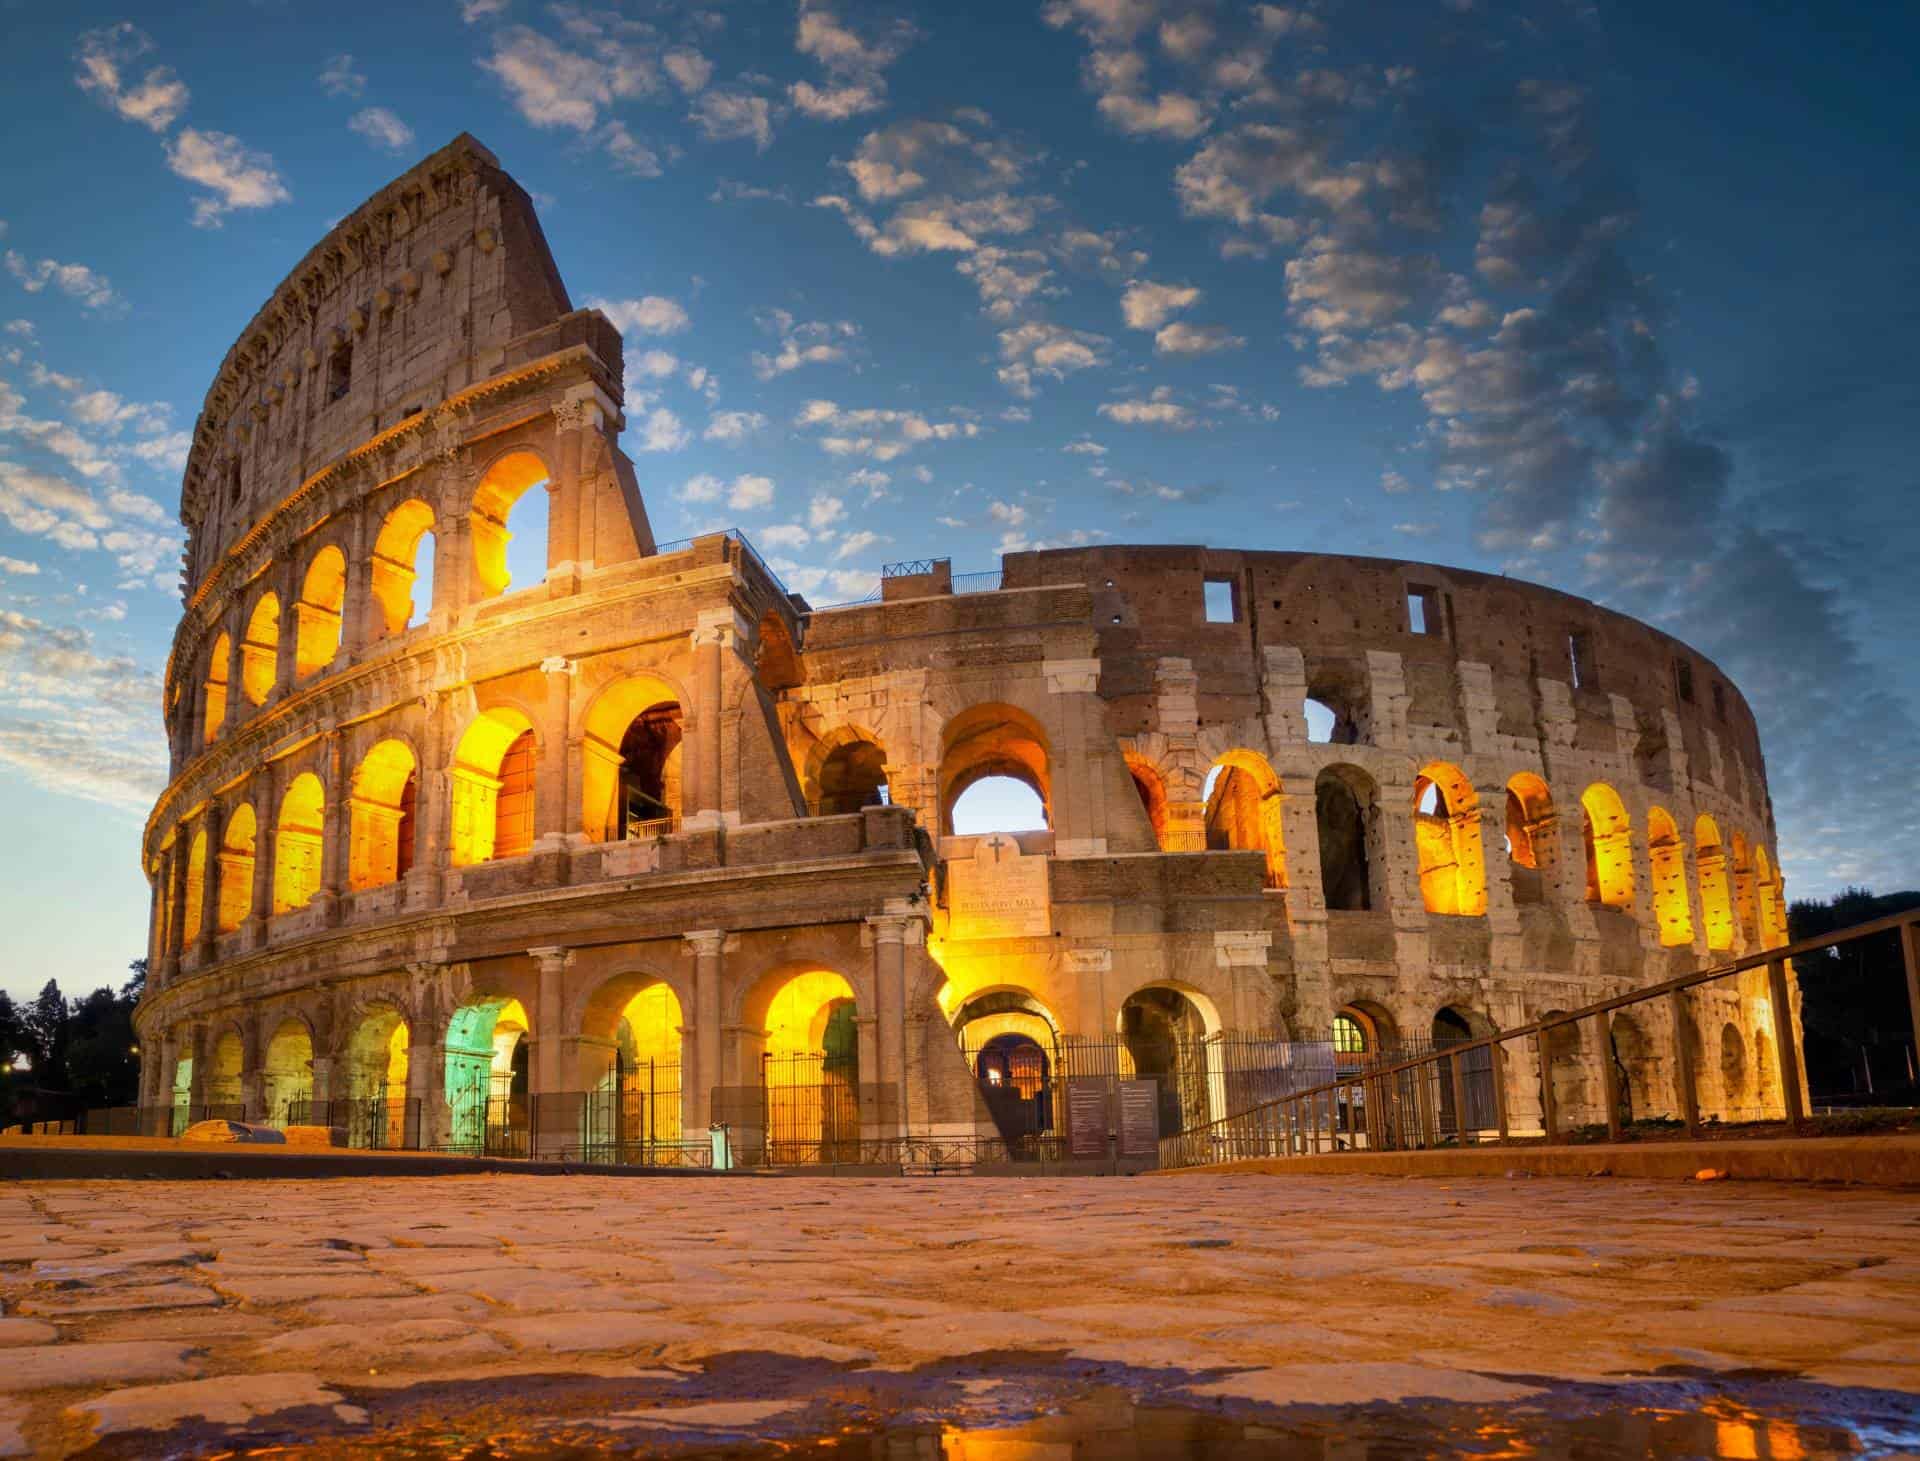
<box><xmin>136</xmin><ymin>140</ymin><xmax>1799</xmax><ymax>1155</ymax></box>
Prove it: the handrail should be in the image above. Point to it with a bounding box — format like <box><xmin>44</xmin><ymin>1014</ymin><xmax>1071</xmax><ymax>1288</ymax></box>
<box><xmin>1164</xmin><ymin>907</ymin><xmax>1920</xmax><ymax>1164</ymax></box>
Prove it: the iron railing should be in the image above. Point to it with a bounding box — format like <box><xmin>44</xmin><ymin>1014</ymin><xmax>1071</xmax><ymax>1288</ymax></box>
<box><xmin>1161</xmin><ymin>909</ymin><xmax>1920</xmax><ymax>1168</ymax></box>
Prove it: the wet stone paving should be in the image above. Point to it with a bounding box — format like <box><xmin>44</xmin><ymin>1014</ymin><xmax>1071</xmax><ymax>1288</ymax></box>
<box><xmin>0</xmin><ymin>1172</ymin><xmax>1917</xmax><ymax>1457</ymax></box>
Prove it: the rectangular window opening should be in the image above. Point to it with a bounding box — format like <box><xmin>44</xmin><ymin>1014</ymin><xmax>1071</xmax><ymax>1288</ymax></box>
<box><xmin>1569</xmin><ymin>630</ymin><xmax>1596</xmax><ymax>691</ymax></box>
<box><xmin>1712</xmin><ymin>681</ymin><xmax>1727</xmax><ymax>720</ymax></box>
<box><xmin>1407</xmin><ymin>584</ymin><xmax>1441</xmax><ymax>637</ymax></box>
<box><xmin>327</xmin><ymin>347</ymin><xmax>352</xmax><ymax>403</ymax></box>
<box><xmin>1203</xmin><ymin>577</ymin><xmax>1237</xmax><ymax>624</ymax></box>
<box><xmin>1674</xmin><ymin>658</ymin><xmax>1694</xmax><ymax>704</ymax></box>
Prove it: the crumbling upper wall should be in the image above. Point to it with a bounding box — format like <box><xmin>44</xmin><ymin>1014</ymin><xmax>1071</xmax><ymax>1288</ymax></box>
<box><xmin>178</xmin><ymin>134</ymin><xmax>587</xmax><ymax>591</ymax></box>
<box><xmin>1000</xmin><ymin>545</ymin><xmax>1767</xmax><ymax>823</ymax></box>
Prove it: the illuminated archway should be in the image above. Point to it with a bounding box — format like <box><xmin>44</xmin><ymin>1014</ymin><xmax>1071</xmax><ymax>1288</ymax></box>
<box><xmin>1118</xmin><ymin>984</ymin><xmax>1224</xmax><ymax>1134</ymax></box>
<box><xmin>1579</xmin><ymin>783</ymin><xmax>1634</xmax><ymax>908</ymax></box>
<box><xmin>450</xmin><ymin>708</ymin><xmax>536</xmax><ymax>865</ymax></box>
<box><xmin>202</xmin><ymin>632</ymin><xmax>230</xmax><ymax>742</ymax></box>
<box><xmin>215</xmin><ymin>802</ymin><xmax>256</xmax><ymax>934</ymax></box>
<box><xmin>294</xmin><ymin>546</ymin><xmax>345</xmax><ymax>679</ymax></box>
<box><xmin>1433</xmin><ymin>1005</ymin><xmax>1498</xmax><ymax>1135</ymax></box>
<box><xmin>1719</xmin><ymin>1021</ymin><xmax>1747</xmax><ymax>1114</ymax></box>
<box><xmin>755</xmin><ymin>609</ymin><xmax>803</xmax><ymax>691</ymax></box>
<box><xmin>1609</xmin><ymin>1011</ymin><xmax>1657</xmax><ymax>1124</ymax></box>
<box><xmin>939</xmin><ymin>703</ymin><xmax>1050</xmax><ymax>835</ymax></box>
<box><xmin>470</xmin><ymin>450</ymin><xmax>551</xmax><ymax>600</ymax></box>
<box><xmin>1203</xmin><ymin>750</ymin><xmax>1287</xmax><ymax>889</ymax></box>
<box><xmin>444</xmin><ymin>995</ymin><xmax>529</xmax><ymax>1152</ymax></box>
<box><xmin>748</xmin><ymin>965</ymin><xmax>861</xmax><ymax>1160</ymax></box>
<box><xmin>1124</xmin><ymin>754</ymin><xmax>1169</xmax><ymax>849</ymax></box>
<box><xmin>272</xmin><ymin>772</ymin><xmax>325</xmax><ymax>915</ymax></box>
<box><xmin>580</xmin><ymin>673</ymin><xmax>684</xmax><ymax>842</ymax></box>
<box><xmin>1695</xmin><ymin>815</ymin><xmax>1734</xmax><ymax>951</ymax></box>
<box><xmin>1504</xmin><ymin>772</ymin><xmax>1552</xmax><ymax>905</ymax></box>
<box><xmin>370</xmin><ymin>498</ymin><xmax>436</xmax><ymax>636</ymax></box>
<box><xmin>578</xmin><ymin>974</ymin><xmax>685</xmax><ymax>1147</ymax></box>
<box><xmin>1646</xmin><ymin>807</ymin><xmax>1693</xmax><ymax>947</ymax></box>
<box><xmin>262</xmin><ymin>1017</ymin><xmax>314</xmax><ymax>1126</ymax></box>
<box><xmin>1413</xmin><ymin>762</ymin><xmax>1485</xmax><ymax>916</ymax></box>
<box><xmin>204</xmin><ymin>1028</ymin><xmax>243</xmax><ymax>1113</ymax></box>
<box><xmin>344</xmin><ymin>1004</ymin><xmax>410</xmax><ymax>1147</ymax></box>
<box><xmin>181</xmin><ymin>828</ymin><xmax>207</xmax><ymax>946</ymax></box>
<box><xmin>348</xmin><ymin>739</ymin><xmax>417</xmax><ymax>891</ymax></box>
<box><xmin>239</xmin><ymin>591</ymin><xmax>280</xmax><ymax>706</ymax></box>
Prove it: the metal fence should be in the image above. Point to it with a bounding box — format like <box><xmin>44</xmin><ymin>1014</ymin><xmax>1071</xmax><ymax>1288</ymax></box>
<box><xmin>1161</xmin><ymin>908</ymin><xmax>1920</xmax><ymax>1169</ymax></box>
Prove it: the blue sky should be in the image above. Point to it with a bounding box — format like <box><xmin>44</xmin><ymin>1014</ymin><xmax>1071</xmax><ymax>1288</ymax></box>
<box><xmin>1</xmin><ymin>0</ymin><xmax>1915</xmax><ymax>1002</ymax></box>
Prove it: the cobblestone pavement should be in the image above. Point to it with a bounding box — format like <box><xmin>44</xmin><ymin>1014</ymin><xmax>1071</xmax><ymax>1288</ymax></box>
<box><xmin>1</xmin><ymin>1173</ymin><xmax>1917</xmax><ymax>1455</ymax></box>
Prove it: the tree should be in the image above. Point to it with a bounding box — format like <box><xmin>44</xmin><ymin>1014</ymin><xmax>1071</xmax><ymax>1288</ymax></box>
<box><xmin>21</xmin><ymin>980</ymin><xmax>67</xmax><ymax>1081</ymax></box>
<box><xmin>1790</xmin><ymin>887</ymin><xmax>1920</xmax><ymax>1102</ymax></box>
<box><xmin>65</xmin><ymin>986</ymin><xmax>139</xmax><ymax>1108</ymax></box>
<box><xmin>0</xmin><ymin>991</ymin><xmax>23</xmax><ymax>1070</ymax></box>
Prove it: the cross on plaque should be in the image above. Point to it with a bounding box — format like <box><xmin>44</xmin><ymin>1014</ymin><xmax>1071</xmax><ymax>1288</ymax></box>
<box><xmin>982</xmin><ymin>832</ymin><xmax>1015</xmax><ymax>863</ymax></box>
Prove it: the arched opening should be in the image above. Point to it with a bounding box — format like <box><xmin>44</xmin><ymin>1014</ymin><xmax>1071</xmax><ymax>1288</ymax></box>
<box><xmin>470</xmin><ymin>450</ymin><xmax>551</xmax><ymax>600</ymax></box>
<box><xmin>204</xmin><ymin>1029</ymin><xmax>243</xmax><ymax>1116</ymax></box>
<box><xmin>294</xmin><ymin>546</ymin><xmax>345</xmax><ymax>679</ymax></box>
<box><xmin>445</xmin><ymin>996</ymin><xmax>529</xmax><ymax>1154</ymax></box>
<box><xmin>181</xmin><ymin>828</ymin><xmax>207</xmax><ymax>947</ymax></box>
<box><xmin>816</xmin><ymin>736</ymin><xmax>890</xmax><ymax>815</ymax></box>
<box><xmin>1731</xmin><ymin>833</ymin><xmax>1759</xmax><ymax>945</ymax></box>
<box><xmin>577</xmin><ymin>975</ymin><xmax>685</xmax><ymax>1153</ymax></box>
<box><xmin>215</xmin><ymin>803</ymin><xmax>256</xmax><ymax>934</ymax></box>
<box><xmin>370</xmin><ymin>498</ymin><xmax>436</xmax><ymax>636</ymax></box>
<box><xmin>939</xmin><ymin>703</ymin><xmax>1051</xmax><ymax>836</ymax></box>
<box><xmin>1203</xmin><ymin>751</ymin><xmax>1287</xmax><ymax>889</ymax></box>
<box><xmin>202</xmin><ymin>632</ymin><xmax>230</xmax><ymax>742</ymax></box>
<box><xmin>1579</xmin><ymin>783</ymin><xmax>1634</xmax><ymax>908</ymax></box>
<box><xmin>954</xmin><ymin>989</ymin><xmax>1059</xmax><ymax>1150</ymax></box>
<box><xmin>1303</xmin><ymin>696</ymin><xmax>1339</xmax><ymax>744</ymax></box>
<box><xmin>1647</xmin><ymin>807</ymin><xmax>1693</xmax><ymax>947</ymax></box>
<box><xmin>580</xmin><ymin>675</ymin><xmax>684</xmax><ymax>842</ymax></box>
<box><xmin>1316</xmin><ymin>766</ymin><xmax>1377</xmax><ymax>912</ymax></box>
<box><xmin>262</xmin><ymin>1017</ymin><xmax>314</xmax><ymax>1126</ymax></box>
<box><xmin>1431</xmin><ymin>1006</ymin><xmax>1498</xmax><ymax>1135</ymax></box>
<box><xmin>1119</xmin><ymin>985</ymin><xmax>1222</xmax><ymax>1136</ymax></box>
<box><xmin>1696</xmin><ymin>815</ymin><xmax>1734</xmax><ymax>952</ymax></box>
<box><xmin>755</xmin><ymin>609</ymin><xmax>804</xmax><ymax>691</ymax></box>
<box><xmin>170</xmin><ymin>1050</ymin><xmax>196</xmax><ymax>1133</ymax></box>
<box><xmin>449</xmin><ymin>708</ymin><xmax>536</xmax><ymax>866</ymax></box>
<box><xmin>1753</xmin><ymin>1028</ymin><xmax>1779</xmax><ymax>1119</ymax></box>
<box><xmin>1719</xmin><ymin>1021</ymin><xmax>1747</xmax><ymax>1116</ymax></box>
<box><xmin>1609</xmin><ymin>1011</ymin><xmax>1657</xmax><ymax>1125</ymax></box>
<box><xmin>1124</xmin><ymin>755</ymin><xmax>1168</xmax><ymax>849</ymax></box>
<box><xmin>1504</xmin><ymin>773</ymin><xmax>1552</xmax><ymax>906</ymax></box>
<box><xmin>1413</xmin><ymin>763</ymin><xmax>1486</xmax><ymax>916</ymax></box>
<box><xmin>348</xmin><ymin>739</ymin><xmax>417</xmax><ymax>891</ymax></box>
<box><xmin>750</xmin><ymin>966</ymin><xmax>861</xmax><ymax>1162</ymax></box>
<box><xmin>1540</xmin><ymin>1010</ymin><xmax>1587</xmax><ymax>1126</ymax></box>
<box><xmin>344</xmin><ymin>1005</ymin><xmax>411</xmax><ymax>1148</ymax></box>
<box><xmin>239</xmin><ymin>591</ymin><xmax>280</xmax><ymax>706</ymax></box>
<box><xmin>272</xmin><ymin>772</ymin><xmax>326</xmax><ymax>915</ymax></box>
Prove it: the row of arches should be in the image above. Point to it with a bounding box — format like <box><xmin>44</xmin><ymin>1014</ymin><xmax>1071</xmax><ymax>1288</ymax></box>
<box><xmin>198</xmin><ymin>450</ymin><xmax>552</xmax><ymax>747</ymax></box>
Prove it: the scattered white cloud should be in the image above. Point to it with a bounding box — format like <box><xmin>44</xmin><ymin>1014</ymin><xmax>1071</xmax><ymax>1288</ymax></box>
<box><xmin>460</xmin><ymin>0</ymin><xmax>511</xmax><ymax>20</ymax></box>
<box><xmin>591</xmin><ymin>295</ymin><xmax>690</xmax><ymax>336</ymax></box>
<box><xmin>792</xmin><ymin>400</ymin><xmax>979</xmax><ymax>460</ymax></box>
<box><xmin>808</xmin><ymin>492</ymin><xmax>846</xmax><ymax>530</ymax></box>
<box><xmin>348</xmin><ymin>107</ymin><xmax>415</xmax><ymax>153</ymax></box>
<box><xmin>664</xmin><ymin>48</ymin><xmax>713</xmax><ymax>95</ymax></box>
<box><xmin>600</xmin><ymin>121</ymin><xmax>663</xmax><ymax>177</ymax></box>
<box><xmin>1155</xmin><ymin>321</ymin><xmax>1244</xmax><ymax>354</ymax></box>
<box><xmin>790</xmin><ymin>3</ymin><xmax>915</xmax><ymax>120</ymax></box>
<box><xmin>637</xmin><ymin>406</ymin><xmax>690</xmax><ymax>452</ymax></box>
<box><xmin>165</xmin><ymin>129</ymin><xmax>291</xmax><ymax>228</ymax></box>
<box><xmin>759</xmin><ymin>522</ymin><xmax>812</xmax><ymax>549</ymax></box>
<box><xmin>988</xmin><ymin>499</ymin><xmax>1027</xmax><ymax>525</ymax></box>
<box><xmin>727</xmin><ymin>473</ymin><xmax>775</xmax><ymax>510</ymax></box>
<box><xmin>4</xmin><ymin>253</ymin><xmax>118</xmax><ymax>313</ymax></box>
<box><xmin>74</xmin><ymin>24</ymin><xmax>189</xmax><ymax>133</ymax></box>
<box><xmin>1120</xmin><ymin>279</ymin><xmax>1200</xmax><ymax>330</ymax></box>
<box><xmin>480</xmin><ymin>24</ymin><xmax>659</xmax><ymax>132</ymax></box>
<box><xmin>835</xmin><ymin>528</ymin><xmax>882</xmax><ymax>559</ymax></box>
<box><xmin>996</xmin><ymin>321</ymin><xmax>1110</xmax><ymax>397</ymax></box>
<box><xmin>0</xmin><ymin>556</ymin><xmax>39</xmax><ymax>576</ymax></box>
<box><xmin>1098</xmin><ymin>395</ymin><xmax>1197</xmax><ymax>429</ymax></box>
<box><xmin>689</xmin><ymin>88</ymin><xmax>776</xmax><ymax>150</ymax></box>
<box><xmin>704</xmin><ymin>409</ymin><xmax>766</xmax><ymax>442</ymax></box>
<box><xmin>632</xmin><ymin>348</ymin><xmax>679</xmax><ymax>378</ymax></box>
<box><xmin>318</xmin><ymin>54</ymin><xmax>366</xmax><ymax>98</ymax></box>
<box><xmin>846</xmin><ymin>467</ymin><xmax>891</xmax><ymax>500</ymax></box>
<box><xmin>1064</xmin><ymin>439</ymin><xmax>1107</xmax><ymax>456</ymax></box>
<box><xmin>752</xmin><ymin>312</ymin><xmax>858</xmax><ymax>379</ymax></box>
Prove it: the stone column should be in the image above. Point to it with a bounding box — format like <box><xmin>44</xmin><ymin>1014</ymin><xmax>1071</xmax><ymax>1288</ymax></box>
<box><xmin>682</xmin><ymin>930</ymin><xmax>727</xmax><ymax>1130</ymax></box>
<box><xmin>529</xmin><ymin>945</ymin><xmax>575</xmax><ymax>1159</ymax></box>
<box><xmin>686</xmin><ymin>608</ymin><xmax>747</xmax><ymax>831</ymax></box>
<box><xmin>316</xmin><ymin>734</ymin><xmax>348</xmax><ymax>925</ymax></box>
<box><xmin>272</xmin><ymin>554</ymin><xmax>300</xmax><ymax>696</ymax></box>
<box><xmin>410</xmin><ymin>690</ymin><xmax>451</xmax><ymax>908</ymax></box>
<box><xmin>220</xmin><ymin>615</ymin><xmax>246</xmax><ymax>735</ymax></box>
<box><xmin>163</xmin><ymin>837</ymin><xmax>189</xmax><ymax>982</ymax></box>
<box><xmin>534</xmin><ymin>657</ymin><xmax>575</xmax><ymax>848</ymax></box>
<box><xmin>406</xmin><ymin>974</ymin><xmax>447</xmax><ymax>1150</ymax></box>
<box><xmin>193</xmin><ymin>803</ymin><xmax>224</xmax><ymax>962</ymax></box>
<box><xmin>238</xmin><ymin>1017</ymin><xmax>265</xmax><ymax>1123</ymax></box>
<box><xmin>854</xmin><ymin>1013</ymin><xmax>882</xmax><ymax>1138</ymax></box>
<box><xmin>248</xmin><ymin>769</ymin><xmax>278</xmax><ymax>942</ymax></box>
<box><xmin>339</xmin><ymin>505</ymin><xmax>373</xmax><ymax>661</ymax></box>
<box><xmin>865</xmin><ymin>904</ymin><xmax>928</xmax><ymax>1136</ymax></box>
<box><xmin>1045</xmin><ymin>656</ymin><xmax>1108</xmax><ymax>856</ymax></box>
<box><xmin>548</xmin><ymin>394</ymin><xmax>596</xmax><ymax>578</ymax></box>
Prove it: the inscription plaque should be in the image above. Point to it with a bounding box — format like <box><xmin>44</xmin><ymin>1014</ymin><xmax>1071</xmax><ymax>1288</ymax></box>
<box><xmin>946</xmin><ymin>833</ymin><xmax>1051</xmax><ymax>940</ymax></box>
<box><xmin>1064</xmin><ymin>1077</ymin><xmax>1108</xmax><ymax>1159</ymax></box>
<box><xmin>1117</xmin><ymin>1079</ymin><xmax>1160</xmax><ymax>1160</ymax></box>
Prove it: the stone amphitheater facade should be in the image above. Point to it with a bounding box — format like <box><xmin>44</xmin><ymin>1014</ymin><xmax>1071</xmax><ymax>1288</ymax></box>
<box><xmin>136</xmin><ymin>136</ymin><xmax>1798</xmax><ymax>1157</ymax></box>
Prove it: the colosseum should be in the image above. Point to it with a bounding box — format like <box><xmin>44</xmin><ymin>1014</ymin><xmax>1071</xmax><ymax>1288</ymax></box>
<box><xmin>135</xmin><ymin>135</ymin><xmax>1800</xmax><ymax>1165</ymax></box>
